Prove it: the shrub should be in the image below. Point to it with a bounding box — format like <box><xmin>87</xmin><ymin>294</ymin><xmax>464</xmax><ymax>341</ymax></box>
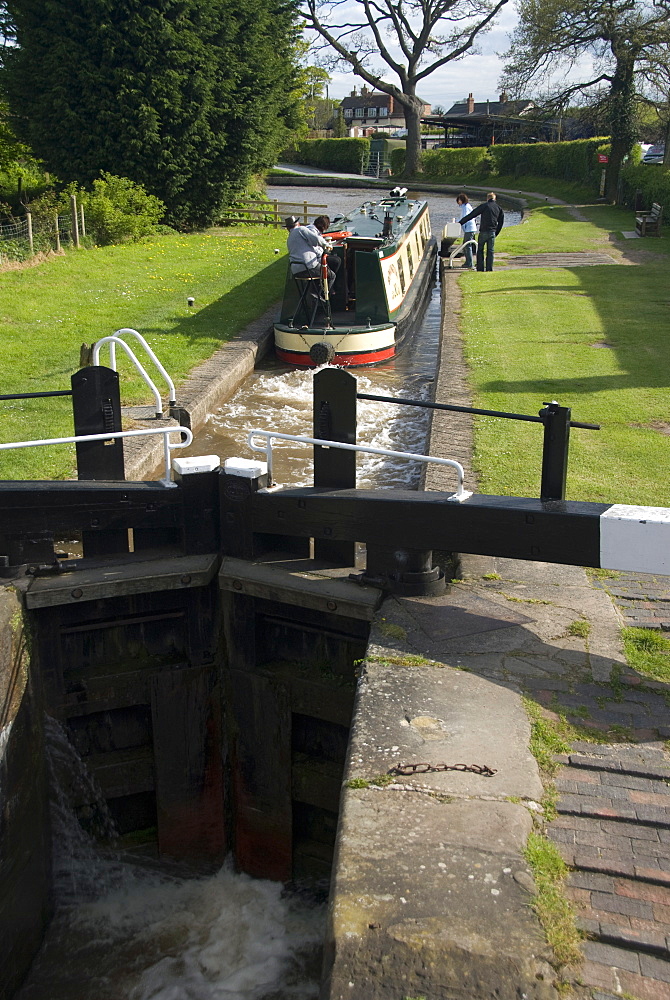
<box><xmin>80</xmin><ymin>174</ymin><xmax>165</xmax><ymax>245</ymax></box>
<box><xmin>489</xmin><ymin>137</ymin><xmax>609</xmax><ymax>187</ymax></box>
<box><xmin>422</xmin><ymin>146</ymin><xmax>491</xmax><ymax>180</ymax></box>
<box><xmin>281</xmin><ymin>138</ymin><xmax>370</xmax><ymax>174</ymax></box>
<box><xmin>619</xmin><ymin>161</ymin><xmax>670</xmax><ymax>211</ymax></box>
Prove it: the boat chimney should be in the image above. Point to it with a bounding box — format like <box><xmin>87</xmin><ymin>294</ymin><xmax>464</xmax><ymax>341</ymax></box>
<box><xmin>382</xmin><ymin>211</ymin><xmax>393</xmax><ymax>238</ymax></box>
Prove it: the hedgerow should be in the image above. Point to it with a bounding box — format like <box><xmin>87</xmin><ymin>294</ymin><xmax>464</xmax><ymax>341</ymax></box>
<box><xmin>281</xmin><ymin>138</ymin><xmax>370</xmax><ymax>173</ymax></box>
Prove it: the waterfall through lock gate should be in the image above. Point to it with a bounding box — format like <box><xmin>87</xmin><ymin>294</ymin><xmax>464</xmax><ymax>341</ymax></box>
<box><xmin>16</xmin><ymin>719</ymin><xmax>325</xmax><ymax>1000</ymax></box>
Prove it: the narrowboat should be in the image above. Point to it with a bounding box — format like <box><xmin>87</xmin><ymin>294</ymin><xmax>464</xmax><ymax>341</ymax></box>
<box><xmin>274</xmin><ymin>188</ymin><xmax>436</xmax><ymax>367</ymax></box>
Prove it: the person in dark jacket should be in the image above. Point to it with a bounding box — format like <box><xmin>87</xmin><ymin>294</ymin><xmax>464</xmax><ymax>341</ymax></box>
<box><xmin>459</xmin><ymin>193</ymin><xmax>505</xmax><ymax>271</ymax></box>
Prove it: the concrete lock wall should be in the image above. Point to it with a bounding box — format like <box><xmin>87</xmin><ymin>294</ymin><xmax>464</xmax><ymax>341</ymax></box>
<box><xmin>0</xmin><ymin>587</ymin><xmax>52</xmax><ymax>1000</ymax></box>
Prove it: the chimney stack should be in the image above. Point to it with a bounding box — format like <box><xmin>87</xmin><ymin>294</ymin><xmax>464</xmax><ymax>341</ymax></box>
<box><xmin>467</xmin><ymin>93</ymin><xmax>475</xmax><ymax>114</ymax></box>
<box><xmin>499</xmin><ymin>90</ymin><xmax>508</xmax><ymax>104</ymax></box>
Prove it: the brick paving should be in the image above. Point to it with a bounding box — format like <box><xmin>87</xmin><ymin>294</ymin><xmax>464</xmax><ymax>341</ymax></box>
<box><xmin>549</xmin><ymin>745</ymin><xmax>670</xmax><ymax>997</ymax></box>
<box><xmin>592</xmin><ymin>570</ymin><xmax>670</xmax><ymax>631</ymax></box>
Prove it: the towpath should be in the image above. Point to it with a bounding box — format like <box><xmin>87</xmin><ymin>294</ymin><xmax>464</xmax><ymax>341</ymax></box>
<box><xmin>423</xmin><ymin>265</ymin><xmax>670</xmax><ymax>999</ymax></box>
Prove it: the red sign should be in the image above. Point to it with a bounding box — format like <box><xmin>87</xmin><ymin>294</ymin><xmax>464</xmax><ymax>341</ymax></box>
<box><xmin>598</xmin><ymin>154</ymin><xmax>609</xmax><ymax>163</ymax></box>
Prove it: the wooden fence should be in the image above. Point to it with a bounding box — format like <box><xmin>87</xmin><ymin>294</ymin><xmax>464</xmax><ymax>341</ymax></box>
<box><xmin>219</xmin><ymin>199</ymin><xmax>327</xmax><ymax>228</ymax></box>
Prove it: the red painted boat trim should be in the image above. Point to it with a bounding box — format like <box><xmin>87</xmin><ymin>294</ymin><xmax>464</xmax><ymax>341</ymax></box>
<box><xmin>276</xmin><ymin>345</ymin><xmax>396</xmax><ymax>367</ymax></box>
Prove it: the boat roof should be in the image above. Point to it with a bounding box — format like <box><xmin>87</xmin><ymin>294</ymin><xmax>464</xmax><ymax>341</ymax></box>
<box><xmin>326</xmin><ymin>194</ymin><xmax>427</xmax><ymax>242</ymax></box>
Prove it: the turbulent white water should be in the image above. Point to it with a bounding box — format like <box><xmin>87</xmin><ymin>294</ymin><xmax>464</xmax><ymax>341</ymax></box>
<box><xmin>17</xmin><ymin>721</ymin><xmax>324</xmax><ymax>1000</ymax></box>
<box><xmin>200</xmin><ymin>365</ymin><xmax>432</xmax><ymax>491</ymax></box>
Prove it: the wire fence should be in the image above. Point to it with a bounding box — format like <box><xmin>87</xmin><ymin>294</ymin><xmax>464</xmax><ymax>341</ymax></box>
<box><xmin>0</xmin><ymin>196</ymin><xmax>86</xmax><ymax>265</ymax></box>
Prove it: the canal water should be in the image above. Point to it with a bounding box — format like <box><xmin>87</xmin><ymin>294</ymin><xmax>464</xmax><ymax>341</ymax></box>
<box><xmin>17</xmin><ymin>187</ymin><xmax>520</xmax><ymax>1000</ymax></box>
<box><xmin>185</xmin><ymin>185</ymin><xmax>520</xmax><ymax>489</ymax></box>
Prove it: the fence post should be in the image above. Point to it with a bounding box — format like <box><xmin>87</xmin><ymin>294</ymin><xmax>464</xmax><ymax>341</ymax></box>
<box><xmin>540</xmin><ymin>401</ymin><xmax>571</xmax><ymax>501</ymax></box>
<box><xmin>274</xmin><ymin>199</ymin><xmax>279</xmax><ymax>228</ymax></box>
<box><xmin>303</xmin><ymin>201</ymin><xmax>308</xmax><ymax>224</ymax></box>
<box><xmin>313</xmin><ymin>367</ymin><xmax>357</xmax><ymax>565</ymax></box>
<box><xmin>80</xmin><ymin>204</ymin><xmax>86</xmax><ymax>237</ymax></box>
<box><xmin>70</xmin><ymin>194</ymin><xmax>80</xmax><ymax>248</ymax></box>
<box><xmin>25</xmin><ymin>212</ymin><xmax>33</xmax><ymax>255</ymax></box>
<box><xmin>54</xmin><ymin>213</ymin><xmax>61</xmax><ymax>252</ymax></box>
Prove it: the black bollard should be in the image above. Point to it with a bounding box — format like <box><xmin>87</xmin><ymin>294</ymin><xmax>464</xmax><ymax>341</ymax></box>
<box><xmin>540</xmin><ymin>401</ymin><xmax>571</xmax><ymax>501</ymax></box>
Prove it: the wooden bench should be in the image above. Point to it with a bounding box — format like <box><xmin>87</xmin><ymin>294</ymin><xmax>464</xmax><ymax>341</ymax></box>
<box><xmin>635</xmin><ymin>202</ymin><xmax>663</xmax><ymax>237</ymax></box>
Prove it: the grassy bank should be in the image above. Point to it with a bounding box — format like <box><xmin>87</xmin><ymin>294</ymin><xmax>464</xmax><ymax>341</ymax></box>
<box><xmin>459</xmin><ymin>204</ymin><xmax>670</xmax><ymax>506</ymax></box>
<box><xmin>0</xmin><ymin>228</ymin><xmax>285</xmax><ymax>479</ymax></box>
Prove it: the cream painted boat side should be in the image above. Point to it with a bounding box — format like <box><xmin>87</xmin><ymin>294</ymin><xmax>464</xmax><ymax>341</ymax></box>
<box><xmin>274</xmin><ymin>324</ymin><xmax>395</xmax><ymax>354</ymax></box>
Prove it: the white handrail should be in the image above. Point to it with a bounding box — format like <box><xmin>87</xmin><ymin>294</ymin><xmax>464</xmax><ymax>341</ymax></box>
<box><xmin>0</xmin><ymin>426</ymin><xmax>192</xmax><ymax>488</ymax></box>
<box><xmin>92</xmin><ymin>336</ymin><xmax>163</xmax><ymax>417</ymax></box>
<box><xmin>246</xmin><ymin>429</ymin><xmax>472</xmax><ymax>502</ymax></box>
<box><xmin>448</xmin><ymin>238</ymin><xmax>477</xmax><ymax>268</ymax></box>
<box><xmin>112</xmin><ymin>328</ymin><xmax>177</xmax><ymax>405</ymax></box>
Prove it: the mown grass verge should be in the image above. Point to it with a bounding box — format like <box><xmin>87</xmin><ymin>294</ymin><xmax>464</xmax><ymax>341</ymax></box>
<box><xmin>459</xmin><ymin>204</ymin><xmax>670</xmax><ymax>506</ymax></box>
<box><xmin>0</xmin><ymin>228</ymin><xmax>286</xmax><ymax>478</ymax></box>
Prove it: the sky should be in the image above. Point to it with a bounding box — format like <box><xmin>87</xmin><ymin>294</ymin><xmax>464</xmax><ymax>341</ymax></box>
<box><xmin>314</xmin><ymin>1</ymin><xmax>521</xmax><ymax>109</ymax></box>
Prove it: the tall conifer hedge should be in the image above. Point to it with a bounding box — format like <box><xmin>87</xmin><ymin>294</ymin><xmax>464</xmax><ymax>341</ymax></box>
<box><xmin>3</xmin><ymin>0</ymin><xmax>302</xmax><ymax>227</ymax></box>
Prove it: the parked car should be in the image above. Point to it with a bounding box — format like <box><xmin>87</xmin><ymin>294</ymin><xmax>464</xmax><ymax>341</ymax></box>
<box><xmin>642</xmin><ymin>144</ymin><xmax>665</xmax><ymax>164</ymax></box>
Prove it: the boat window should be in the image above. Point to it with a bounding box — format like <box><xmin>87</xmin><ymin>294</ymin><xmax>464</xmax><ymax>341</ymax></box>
<box><xmin>406</xmin><ymin>244</ymin><xmax>414</xmax><ymax>276</ymax></box>
<box><xmin>398</xmin><ymin>257</ymin><xmax>406</xmax><ymax>292</ymax></box>
<box><xmin>415</xmin><ymin>233</ymin><xmax>421</xmax><ymax>257</ymax></box>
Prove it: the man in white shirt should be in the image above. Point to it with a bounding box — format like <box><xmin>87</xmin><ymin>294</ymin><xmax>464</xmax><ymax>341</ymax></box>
<box><xmin>285</xmin><ymin>216</ymin><xmax>337</xmax><ymax>291</ymax></box>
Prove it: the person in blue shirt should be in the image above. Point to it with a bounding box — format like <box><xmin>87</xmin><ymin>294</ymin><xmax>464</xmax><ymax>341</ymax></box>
<box><xmin>459</xmin><ymin>192</ymin><xmax>505</xmax><ymax>271</ymax></box>
<box><xmin>456</xmin><ymin>192</ymin><xmax>477</xmax><ymax>269</ymax></box>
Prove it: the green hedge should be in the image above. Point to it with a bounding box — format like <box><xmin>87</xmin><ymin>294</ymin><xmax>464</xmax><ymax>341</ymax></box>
<box><xmin>489</xmin><ymin>137</ymin><xmax>609</xmax><ymax>186</ymax></box>
<box><xmin>619</xmin><ymin>162</ymin><xmax>670</xmax><ymax>211</ymax></box>
<box><xmin>281</xmin><ymin>138</ymin><xmax>370</xmax><ymax>174</ymax></box>
<box><xmin>391</xmin><ymin>137</ymin><xmax>611</xmax><ymax>191</ymax></box>
<box><xmin>390</xmin><ymin>145</ymin><xmax>489</xmax><ymax>178</ymax></box>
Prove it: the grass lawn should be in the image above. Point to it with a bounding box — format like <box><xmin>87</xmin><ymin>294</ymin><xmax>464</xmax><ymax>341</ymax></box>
<box><xmin>496</xmin><ymin>205</ymin><xmax>608</xmax><ymax>255</ymax></box>
<box><xmin>0</xmin><ymin>227</ymin><xmax>286</xmax><ymax>478</ymax></box>
<box><xmin>459</xmin><ymin>206</ymin><xmax>670</xmax><ymax>506</ymax></box>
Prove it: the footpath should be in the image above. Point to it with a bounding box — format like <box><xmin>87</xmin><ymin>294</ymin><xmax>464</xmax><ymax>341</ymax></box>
<box><xmin>420</xmin><ymin>268</ymin><xmax>670</xmax><ymax>1000</ymax></box>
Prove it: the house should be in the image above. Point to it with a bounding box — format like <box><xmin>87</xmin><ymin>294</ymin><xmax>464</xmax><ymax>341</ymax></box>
<box><xmin>337</xmin><ymin>86</ymin><xmax>431</xmax><ymax>136</ymax></box>
<box><xmin>422</xmin><ymin>92</ymin><xmax>551</xmax><ymax>146</ymax></box>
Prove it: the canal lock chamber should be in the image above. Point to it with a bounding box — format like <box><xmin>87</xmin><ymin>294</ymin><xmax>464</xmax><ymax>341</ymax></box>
<box><xmin>0</xmin><ymin>542</ymin><xmax>378</xmax><ymax>997</ymax></box>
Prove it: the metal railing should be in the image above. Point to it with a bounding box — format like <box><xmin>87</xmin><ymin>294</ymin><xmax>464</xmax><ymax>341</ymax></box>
<box><xmin>447</xmin><ymin>238</ymin><xmax>477</xmax><ymax>268</ymax></box>
<box><xmin>247</xmin><ymin>428</ymin><xmax>472</xmax><ymax>501</ymax></box>
<box><xmin>92</xmin><ymin>329</ymin><xmax>177</xmax><ymax>418</ymax></box>
<box><xmin>0</xmin><ymin>425</ymin><xmax>192</xmax><ymax>487</ymax></box>
<box><xmin>95</xmin><ymin>329</ymin><xmax>177</xmax><ymax>409</ymax></box>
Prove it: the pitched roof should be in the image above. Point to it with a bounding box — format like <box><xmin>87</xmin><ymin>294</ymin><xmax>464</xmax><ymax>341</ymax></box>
<box><xmin>444</xmin><ymin>98</ymin><xmax>535</xmax><ymax>118</ymax></box>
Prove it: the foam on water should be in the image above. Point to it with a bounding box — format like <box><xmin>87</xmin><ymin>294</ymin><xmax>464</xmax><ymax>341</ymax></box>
<box><xmin>17</xmin><ymin>721</ymin><xmax>324</xmax><ymax>1000</ymax></box>
<box><xmin>206</xmin><ymin>365</ymin><xmax>431</xmax><ymax>490</ymax></box>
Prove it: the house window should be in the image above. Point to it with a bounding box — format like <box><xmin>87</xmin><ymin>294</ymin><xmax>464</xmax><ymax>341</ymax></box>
<box><xmin>344</xmin><ymin>108</ymin><xmax>353</xmax><ymax>118</ymax></box>
<box><xmin>379</xmin><ymin>107</ymin><xmax>388</xmax><ymax>117</ymax></box>
<box><xmin>367</xmin><ymin>107</ymin><xmax>377</xmax><ymax>117</ymax></box>
<box><xmin>355</xmin><ymin>107</ymin><xmax>364</xmax><ymax>117</ymax></box>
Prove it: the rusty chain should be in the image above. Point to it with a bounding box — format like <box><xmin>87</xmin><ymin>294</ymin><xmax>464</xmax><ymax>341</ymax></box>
<box><xmin>389</xmin><ymin>762</ymin><xmax>497</xmax><ymax>777</ymax></box>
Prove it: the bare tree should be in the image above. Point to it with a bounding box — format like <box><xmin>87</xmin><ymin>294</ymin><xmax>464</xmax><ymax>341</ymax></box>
<box><xmin>502</xmin><ymin>0</ymin><xmax>670</xmax><ymax>201</ymax></box>
<box><xmin>303</xmin><ymin>0</ymin><xmax>511</xmax><ymax>174</ymax></box>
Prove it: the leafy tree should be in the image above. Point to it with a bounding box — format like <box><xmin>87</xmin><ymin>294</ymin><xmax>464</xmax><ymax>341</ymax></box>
<box><xmin>302</xmin><ymin>0</ymin><xmax>511</xmax><ymax>175</ymax></box>
<box><xmin>502</xmin><ymin>0</ymin><xmax>670</xmax><ymax>201</ymax></box>
<box><xmin>2</xmin><ymin>0</ymin><xmax>303</xmax><ymax>226</ymax></box>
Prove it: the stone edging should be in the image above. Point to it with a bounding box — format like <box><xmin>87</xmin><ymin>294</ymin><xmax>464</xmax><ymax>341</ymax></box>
<box><xmin>122</xmin><ymin>303</ymin><xmax>278</xmax><ymax>481</ymax></box>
